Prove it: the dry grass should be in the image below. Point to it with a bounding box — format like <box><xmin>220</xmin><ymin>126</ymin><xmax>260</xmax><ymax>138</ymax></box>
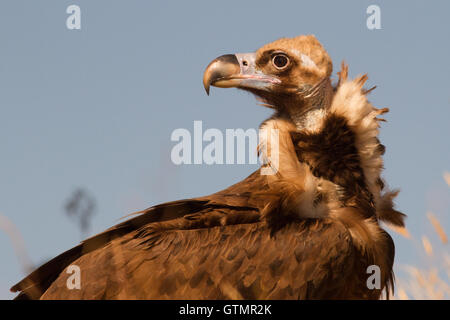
<box><xmin>391</xmin><ymin>172</ymin><xmax>450</xmax><ymax>300</ymax></box>
<box><xmin>444</xmin><ymin>171</ymin><xmax>450</xmax><ymax>188</ymax></box>
<box><xmin>427</xmin><ymin>211</ymin><xmax>448</xmax><ymax>244</ymax></box>
<box><xmin>0</xmin><ymin>213</ymin><xmax>33</xmax><ymax>274</ymax></box>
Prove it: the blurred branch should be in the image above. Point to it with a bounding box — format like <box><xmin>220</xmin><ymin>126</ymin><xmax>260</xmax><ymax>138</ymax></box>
<box><xmin>64</xmin><ymin>188</ymin><xmax>96</xmax><ymax>239</ymax></box>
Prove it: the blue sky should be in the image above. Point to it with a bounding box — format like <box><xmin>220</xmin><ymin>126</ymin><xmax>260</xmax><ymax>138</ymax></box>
<box><xmin>0</xmin><ymin>1</ymin><xmax>449</xmax><ymax>299</ymax></box>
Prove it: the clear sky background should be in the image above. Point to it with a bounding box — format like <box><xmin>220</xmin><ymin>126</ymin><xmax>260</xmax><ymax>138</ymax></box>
<box><xmin>0</xmin><ymin>1</ymin><xmax>449</xmax><ymax>299</ymax></box>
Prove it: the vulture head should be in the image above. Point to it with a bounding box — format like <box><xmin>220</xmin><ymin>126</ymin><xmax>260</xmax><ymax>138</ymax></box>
<box><xmin>203</xmin><ymin>35</ymin><xmax>334</xmax><ymax>126</ymax></box>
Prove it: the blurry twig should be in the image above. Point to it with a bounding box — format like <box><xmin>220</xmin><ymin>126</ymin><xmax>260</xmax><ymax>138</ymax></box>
<box><xmin>64</xmin><ymin>188</ymin><xmax>96</xmax><ymax>239</ymax></box>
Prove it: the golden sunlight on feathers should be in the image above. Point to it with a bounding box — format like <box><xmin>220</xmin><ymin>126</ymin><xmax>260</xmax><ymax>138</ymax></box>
<box><xmin>12</xmin><ymin>35</ymin><xmax>405</xmax><ymax>300</ymax></box>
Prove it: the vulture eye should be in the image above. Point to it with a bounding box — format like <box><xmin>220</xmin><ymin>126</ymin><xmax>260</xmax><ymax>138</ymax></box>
<box><xmin>272</xmin><ymin>54</ymin><xmax>289</xmax><ymax>69</ymax></box>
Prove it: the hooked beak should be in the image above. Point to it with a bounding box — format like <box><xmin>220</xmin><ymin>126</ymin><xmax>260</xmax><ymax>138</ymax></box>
<box><xmin>203</xmin><ymin>53</ymin><xmax>281</xmax><ymax>95</ymax></box>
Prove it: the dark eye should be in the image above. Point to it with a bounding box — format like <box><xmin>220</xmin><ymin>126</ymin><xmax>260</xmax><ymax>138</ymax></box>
<box><xmin>272</xmin><ymin>54</ymin><xmax>289</xmax><ymax>69</ymax></box>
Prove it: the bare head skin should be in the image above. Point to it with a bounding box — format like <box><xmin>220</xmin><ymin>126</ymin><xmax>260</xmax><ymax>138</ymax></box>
<box><xmin>203</xmin><ymin>35</ymin><xmax>334</xmax><ymax>128</ymax></box>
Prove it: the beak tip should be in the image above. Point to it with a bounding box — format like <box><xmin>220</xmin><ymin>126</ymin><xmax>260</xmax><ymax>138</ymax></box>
<box><xmin>203</xmin><ymin>73</ymin><xmax>211</xmax><ymax>95</ymax></box>
<box><xmin>203</xmin><ymin>54</ymin><xmax>240</xmax><ymax>96</ymax></box>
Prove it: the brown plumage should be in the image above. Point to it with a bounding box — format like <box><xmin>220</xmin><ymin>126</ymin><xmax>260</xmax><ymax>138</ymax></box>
<box><xmin>11</xmin><ymin>35</ymin><xmax>404</xmax><ymax>300</ymax></box>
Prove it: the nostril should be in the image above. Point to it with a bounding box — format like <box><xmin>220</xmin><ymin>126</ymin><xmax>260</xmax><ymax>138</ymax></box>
<box><xmin>242</xmin><ymin>60</ymin><xmax>248</xmax><ymax>66</ymax></box>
